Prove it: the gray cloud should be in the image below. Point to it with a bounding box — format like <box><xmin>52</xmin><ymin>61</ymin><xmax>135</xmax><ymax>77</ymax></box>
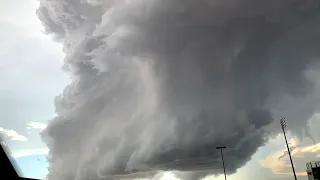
<box><xmin>37</xmin><ymin>0</ymin><xmax>320</xmax><ymax>179</ymax></box>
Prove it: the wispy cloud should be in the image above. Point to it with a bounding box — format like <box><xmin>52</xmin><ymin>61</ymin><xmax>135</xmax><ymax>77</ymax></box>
<box><xmin>11</xmin><ymin>148</ymin><xmax>49</xmax><ymax>158</ymax></box>
<box><xmin>26</xmin><ymin>122</ymin><xmax>47</xmax><ymax>130</ymax></box>
<box><xmin>0</xmin><ymin>127</ymin><xmax>27</xmax><ymax>141</ymax></box>
<box><xmin>292</xmin><ymin>143</ymin><xmax>320</xmax><ymax>155</ymax></box>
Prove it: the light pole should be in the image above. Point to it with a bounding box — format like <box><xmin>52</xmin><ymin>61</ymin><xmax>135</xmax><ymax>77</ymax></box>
<box><xmin>280</xmin><ymin>118</ymin><xmax>297</xmax><ymax>180</ymax></box>
<box><xmin>216</xmin><ymin>146</ymin><xmax>227</xmax><ymax>180</ymax></box>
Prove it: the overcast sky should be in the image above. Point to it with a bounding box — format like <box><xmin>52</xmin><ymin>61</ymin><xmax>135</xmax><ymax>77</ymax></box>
<box><xmin>0</xmin><ymin>0</ymin><xmax>320</xmax><ymax>180</ymax></box>
<box><xmin>0</xmin><ymin>0</ymin><xmax>69</xmax><ymax>154</ymax></box>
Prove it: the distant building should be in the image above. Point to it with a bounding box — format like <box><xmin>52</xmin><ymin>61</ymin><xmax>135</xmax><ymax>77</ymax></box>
<box><xmin>306</xmin><ymin>161</ymin><xmax>320</xmax><ymax>180</ymax></box>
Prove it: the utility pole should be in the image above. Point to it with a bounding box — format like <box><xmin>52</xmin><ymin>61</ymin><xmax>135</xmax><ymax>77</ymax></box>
<box><xmin>280</xmin><ymin>118</ymin><xmax>297</xmax><ymax>180</ymax></box>
<box><xmin>216</xmin><ymin>146</ymin><xmax>227</xmax><ymax>180</ymax></box>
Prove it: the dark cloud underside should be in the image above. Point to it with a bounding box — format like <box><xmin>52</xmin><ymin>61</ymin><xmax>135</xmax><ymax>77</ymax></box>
<box><xmin>37</xmin><ymin>0</ymin><xmax>320</xmax><ymax>179</ymax></box>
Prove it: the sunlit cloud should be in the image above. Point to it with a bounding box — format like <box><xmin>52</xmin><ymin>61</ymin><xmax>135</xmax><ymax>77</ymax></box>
<box><xmin>259</xmin><ymin>151</ymin><xmax>287</xmax><ymax>174</ymax></box>
<box><xmin>158</xmin><ymin>172</ymin><xmax>180</xmax><ymax>180</ymax></box>
<box><xmin>273</xmin><ymin>172</ymin><xmax>307</xmax><ymax>177</ymax></box>
<box><xmin>26</xmin><ymin>122</ymin><xmax>47</xmax><ymax>130</ymax></box>
<box><xmin>259</xmin><ymin>140</ymin><xmax>320</xmax><ymax>177</ymax></box>
<box><xmin>0</xmin><ymin>127</ymin><xmax>28</xmax><ymax>141</ymax></box>
<box><xmin>292</xmin><ymin>143</ymin><xmax>320</xmax><ymax>154</ymax></box>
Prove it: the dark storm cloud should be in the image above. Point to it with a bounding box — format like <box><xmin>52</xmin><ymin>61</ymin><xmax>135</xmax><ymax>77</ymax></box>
<box><xmin>37</xmin><ymin>0</ymin><xmax>320</xmax><ymax>179</ymax></box>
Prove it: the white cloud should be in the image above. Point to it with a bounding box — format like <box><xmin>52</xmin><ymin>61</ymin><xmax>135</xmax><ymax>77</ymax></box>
<box><xmin>27</xmin><ymin>122</ymin><xmax>47</xmax><ymax>130</ymax></box>
<box><xmin>1</xmin><ymin>140</ymin><xmax>7</xmax><ymax>147</ymax></box>
<box><xmin>11</xmin><ymin>148</ymin><xmax>49</xmax><ymax>158</ymax></box>
<box><xmin>259</xmin><ymin>142</ymin><xmax>320</xmax><ymax>177</ymax></box>
<box><xmin>0</xmin><ymin>127</ymin><xmax>27</xmax><ymax>141</ymax></box>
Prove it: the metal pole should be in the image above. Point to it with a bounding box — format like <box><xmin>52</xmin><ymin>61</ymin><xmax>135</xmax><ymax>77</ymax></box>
<box><xmin>281</xmin><ymin>118</ymin><xmax>297</xmax><ymax>180</ymax></box>
<box><xmin>216</xmin><ymin>146</ymin><xmax>227</xmax><ymax>180</ymax></box>
<box><xmin>221</xmin><ymin>149</ymin><xmax>227</xmax><ymax>180</ymax></box>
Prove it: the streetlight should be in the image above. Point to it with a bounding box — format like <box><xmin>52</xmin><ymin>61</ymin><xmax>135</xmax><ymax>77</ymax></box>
<box><xmin>216</xmin><ymin>146</ymin><xmax>227</xmax><ymax>180</ymax></box>
<box><xmin>280</xmin><ymin>118</ymin><xmax>297</xmax><ymax>180</ymax></box>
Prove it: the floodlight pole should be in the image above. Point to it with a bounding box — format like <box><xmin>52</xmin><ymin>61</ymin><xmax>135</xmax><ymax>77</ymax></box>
<box><xmin>216</xmin><ymin>146</ymin><xmax>227</xmax><ymax>180</ymax></box>
<box><xmin>280</xmin><ymin>118</ymin><xmax>297</xmax><ymax>180</ymax></box>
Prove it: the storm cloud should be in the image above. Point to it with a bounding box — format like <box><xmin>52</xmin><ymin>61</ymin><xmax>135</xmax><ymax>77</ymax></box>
<box><xmin>37</xmin><ymin>0</ymin><xmax>320</xmax><ymax>179</ymax></box>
